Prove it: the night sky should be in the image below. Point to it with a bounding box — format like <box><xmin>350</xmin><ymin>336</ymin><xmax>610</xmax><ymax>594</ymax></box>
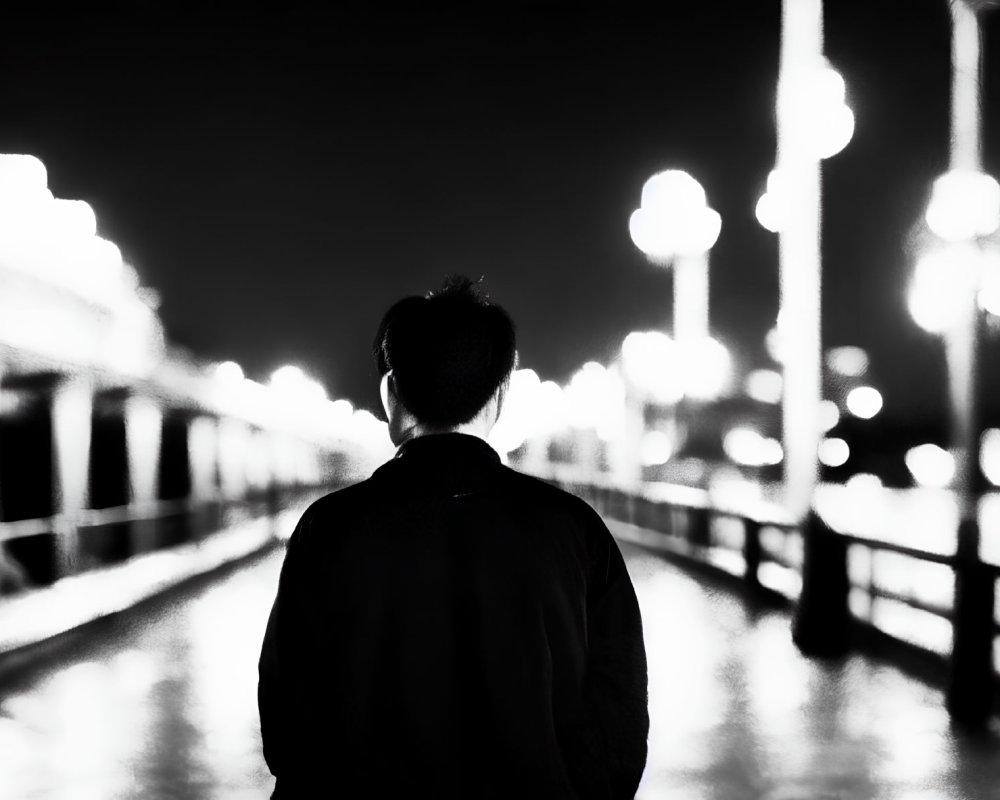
<box><xmin>2</xmin><ymin>2</ymin><xmax>997</xmax><ymax>431</ymax></box>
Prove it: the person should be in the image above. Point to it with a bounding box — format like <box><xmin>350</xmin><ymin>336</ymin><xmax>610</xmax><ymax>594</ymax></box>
<box><xmin>258</xmin><ymin>275</ymin><xmax>648</xmax><ymax>799</ymax></box>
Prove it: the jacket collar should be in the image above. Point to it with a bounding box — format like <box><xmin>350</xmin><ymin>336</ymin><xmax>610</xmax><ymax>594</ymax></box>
<box><xmin>394</xmin><ymin>432</ymin><xmax>501</xmax><ymax>465</ymax></box>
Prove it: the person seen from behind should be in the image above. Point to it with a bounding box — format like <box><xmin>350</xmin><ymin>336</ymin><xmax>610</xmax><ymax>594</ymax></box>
<box><xmin>258</xmin><ymin>275</ymin><xmax>649</xmax><ymax>798</ymax></box>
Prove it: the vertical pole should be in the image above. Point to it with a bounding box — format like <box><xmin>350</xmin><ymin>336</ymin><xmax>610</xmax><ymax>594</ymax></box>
<box><xmin>674</xmin><ymin>253</ymin><xmax>710</xmax><ymax>349</ymax></box>
<box><xmin>778</xmin><ymin>0</ymin><xmax>852</xmax><ymax>656</ymax></box>
<box><xmin>124</xmin><ymin>394</ymin><xmax>162</xmax><ymax>554</ymax></box>
<box><xmin>944</xmin><ymin>0</ymin><xmax>994</xmax><ymax>728</ymax></box>
<box><xmin>51</xmin><ymin>377</ymin><xmax>93</xmax><ymax>577</ymax></box>
<box><xmin>777</xmin><ymin>0</ymin><xmax>823</xmax><ymax>523</ymax></box>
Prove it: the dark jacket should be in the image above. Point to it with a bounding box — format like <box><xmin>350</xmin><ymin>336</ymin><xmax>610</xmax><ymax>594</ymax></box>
<box><xmin>258</xmin><ymin>433</ymin><xmax>648</xmax><ymax>799</ymax></box>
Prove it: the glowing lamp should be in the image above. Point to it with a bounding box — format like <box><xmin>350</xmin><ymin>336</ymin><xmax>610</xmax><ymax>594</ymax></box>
<box><xmin>629</xmin><ymin>170</ymin><xmax>721</xmax><ymax>260</ymax></box>
<box><xmin>845</xmin><ymin>386</ymin><xmax>883</xmax><ymax>419</ymax></box>
<box><xmin>925</xmin><ymin>170</ymin><xmax>1000</xmax><ymax>241</ymax></box>
<box><xmin>905</xmin><ymin>444</ymin><xmax>955</xmax><ymax>489</ymax></box>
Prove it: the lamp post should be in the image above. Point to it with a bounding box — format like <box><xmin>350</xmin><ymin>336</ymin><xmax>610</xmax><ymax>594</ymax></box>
<box><xmin>629</xmin><ymin>170</ymin><xmax>722</xmax><ymax>353</ymax></box>
<box><xmin>757</xmin><ymin>0</ymin><xmax>855</xmax><ymax>657</ymax></box>
<box><xmin>907</xmin><ymin>0</ymin><xmax>1000</xmax><ymax>727</ymax></box>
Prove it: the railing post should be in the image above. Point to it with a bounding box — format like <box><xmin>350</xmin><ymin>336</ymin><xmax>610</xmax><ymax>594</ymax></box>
<box><xmin>743</xmin><ymin>518</ymin><xmax>762</xmax><ymax>592</ymax></box>
<box><xmin>946</xmin><ymin>517</ymin><xmax>996</xmax><ymax>727</ymax></box>
<box><xmin>51</xmin><ymin>376</ymin><xmax>93</xmax><ymax>577</ymax></box>
<box><xmin>792</xmin><ymin>510</ymin><xmax>851</xmax><ymax>656</ymax></box>
<box><xmin>688</xmin><ymin>506</ymin><xmax>711</xmax><ymax>551</ymax></box>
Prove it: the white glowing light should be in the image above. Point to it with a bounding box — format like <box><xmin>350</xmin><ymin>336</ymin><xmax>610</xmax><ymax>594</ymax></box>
<box><xmin>905</xmin><ymin>444</ymin><xmax>955</xmax><ymax>489</ymax></box>
<box><xmin>565</xmin><ymin>361</ymin><xmax>625</xmax><ymax>440</ymax></box>
<box><xmin>925</xmin><ymin>170</ymin><xmax>1000</xmax><ymax>241</ymax></box>
<box><xmin>846</xmin><ymin>386</ymin><xmax>883</xmax><ymax>419</ymax></box>
<box><xmin>621</xmin><ymin>331</ymin><xmax>683</xmax><ymax>403</ymax></box>
<box><xmin>0</xmin><ymin>153</ymin><xmax>48</xmax><ymax>197</ymax></box>
<box><xmin>723</xmin><ymin>427</ymin><xmax>783</xmax><ymax>467</ymax></box>
<box><xmin>490</xmin><ymin>368</ymin><xmax>544</xmax><ymax>455</ymax></box>
<box><xmin>629</xmin><ymin>170</ymin><xmax>722</xmax><ymax>260</ymax></box>
<box><xmin>639</xmin><ymin>430</ymin><xmax>674</xmax><ymax>466</ymax></box>
<box><xmin>980</xmin><ymin>429</ymin><xmax>1000</xmax><ymax>487</ymax></box>
<box><xmin>782</xmin><ymin>63</ymin><xmax>855</xmax><ymax>159</ymax></box>
<box><xmin>818</xmin><ymin>437</ymin><xmax>850</xmax><ymax>467</ymax></box>
<box><xmin>908</xmin><ymin>247</ymin><xmax>980</xmax><ymax>333</ymax></box>
<box><xmin>269</xmin><ymin>364</ymin><xmax>327</xmax><ymax>405</ymax></box>
<box><xmin>744</xmin><ymin>368</ymin><xmax>782</xmax><ymax>403</ymax></box>
<box><xmin>679</xmin><ymin>337</ymin><xmax>732</xmax><ymax>400</ymax></box>
<box><xmin>754</xmin><ymin>169</ymin><xmax>788</xmax><ymax>233</ymax></box>
<box><xmin>819</xmin><ymin>399</ymin><xmax>841</xmax><ymax>432</ymax></box>
<box><xmin>826</xmin><ymin>345</ymin><xmax>869</xmax><ymax>377</ymax></box>
<box><xmin>213</xmin><ymin>360</ymin><xmax>245</xmax><ymax>382</ymax></box>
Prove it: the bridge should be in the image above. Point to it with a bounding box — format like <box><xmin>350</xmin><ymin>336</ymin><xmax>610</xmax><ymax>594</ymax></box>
<box><xmin>1</xmin><ymin>147</ymin><xmax>999</xmax><ymax>797</ymax></box>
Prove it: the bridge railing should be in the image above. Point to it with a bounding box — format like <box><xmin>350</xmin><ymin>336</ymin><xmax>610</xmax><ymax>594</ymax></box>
<box><xmin>0</xmin><ymin>483</ymin><xmax>329</xmax><ymax>596</ymax></box>
<box><xmin>542</xmin><ymin>468</ymin><xmax>1000</xmax><ymax>724</ymax></box>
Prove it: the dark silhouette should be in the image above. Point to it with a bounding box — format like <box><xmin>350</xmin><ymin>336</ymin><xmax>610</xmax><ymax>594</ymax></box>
<box><xmin>258</xmin><ymin>276</ymin><xmax>649</xmax><ymax>798</ymax></box>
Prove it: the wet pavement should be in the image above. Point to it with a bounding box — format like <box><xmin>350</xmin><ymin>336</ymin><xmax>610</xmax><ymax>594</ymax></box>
<box><xmin>1</xmin><ymin>539</ymin><xmax>998</xmax><ymax>800</ymax></box>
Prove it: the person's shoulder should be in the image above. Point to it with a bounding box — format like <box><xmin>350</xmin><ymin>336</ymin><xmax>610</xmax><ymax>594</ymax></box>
<box><xmin>498</xmin><ymin>466</ymin><xmax>606</xmax><ymax>525</ymax></box>
<box><xmin>294</xmin><ymin>469</ymin><xmax>388</xmax><ymax>528</ymax></box>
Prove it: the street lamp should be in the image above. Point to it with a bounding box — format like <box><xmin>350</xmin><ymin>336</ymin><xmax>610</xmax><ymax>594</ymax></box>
<box><xmin>906</xmin><ymin>0</ymin><xmax>1000</xmax><ymax>726</ymax></box>
<box><xmin>756</xmin><ymin>0</ymin><xmax>853</xmax><ymax>522</ymax></box>
<box><xmin>629</xmin><ymin>169</ymin><xmax>721</xmax><ymax>351</ymax></box>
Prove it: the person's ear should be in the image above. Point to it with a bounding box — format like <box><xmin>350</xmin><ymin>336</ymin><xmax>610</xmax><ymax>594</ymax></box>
<box><xmin>380</xmin><ymin>370</ymin><xmax>396</xmax><ymax>420</ymax></box>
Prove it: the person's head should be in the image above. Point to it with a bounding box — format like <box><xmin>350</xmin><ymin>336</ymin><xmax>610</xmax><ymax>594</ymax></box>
<box><xmin>373</xmin><ymin>275</ymin><xmax>517</xmax><ymax>444</ymax></box>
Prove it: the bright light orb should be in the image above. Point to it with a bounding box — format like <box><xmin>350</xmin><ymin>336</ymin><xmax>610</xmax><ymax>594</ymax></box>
<box><xmin>782</xmin><ymin>64</ymin><xmax>855</xmax><ymax>159</ymax></box>
<box><xmin>0</xmin><ymin>153</ymin><xmax>48</xmax><ymax>197</ymax></box>
<box><xmin>908</xmin><ymin>247</ymin><xmax>979</xmax><ymax>333</ymax></box>
<box><xmin>826</xmin><ymin>346</ymin><xmax>869</xmax><ymax>377</ymax></box>
<box><xmin>905</xmin><ymin>444</ymin><xmax>955</xmax><ymax>489</ymax></box>
<box><xmin>679</xmin><ymin>337</ymin><xmax>732</xmax><ymax>401</ymax></box>
<box><xmin>629</xmin><ymin>170</ymin><xmax>721</xmax><ymax>260</ymax></box>
<box><xmin>213</xmin><ymin>360</ymin><xmax>245</xmax><ymax>382</ymax></box>
<box><xmin>744</xmin><ymin>369</ymin><xmax>782</xmax><ymax>404</ymax></box>
<box><xmin>818</xmin><ymin>437</ymin><xmax>849</xmax><ymax>467</ymax></box>
<box><xmin>819</xmin><ymin>399</ymin><xmax>841</xmax><ymax>432</ymax></box>
<box><xmin>723</xmin><ymin>427</ymin><xmax>783</xmax><ymax>468</ymax></box>
<box><xmin>980</xmin><ymin>429</ymin><xmax>1000</xmax><ymax>487</ymax></box>
<box><xmin>639</xmin><ymin>430</ymin><xmax>674</xmax><ymax>466</ymax></box>
<box><xmin>846</xmin><ymin>386</ymin><xmax>882</xmax><ymax>419</ymax></box>
<box><xmin>925</xmin><ymin>170</ymin><xmax>1000</xmax><ymax>241</ymax></box>
<box><xmin>620</xmin><ymin>331</ymin><xmax>683</xmax><ymax>404</ymax></box>
<box><xmin>754</xmin><ymin>169</ymin><xmax>788</xmax><ymax>233</ymax></box>
<box><xmin>565</xmin><ymin>361</ymin><xmax>625</xmax><ymax>438</ymax></box>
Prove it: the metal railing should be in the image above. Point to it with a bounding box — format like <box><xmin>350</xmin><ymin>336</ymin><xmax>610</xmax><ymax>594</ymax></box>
<box><xmin>543</xmin><ymin>469</ymin><xmax>1000</xmax><ymax>726</ymax></box>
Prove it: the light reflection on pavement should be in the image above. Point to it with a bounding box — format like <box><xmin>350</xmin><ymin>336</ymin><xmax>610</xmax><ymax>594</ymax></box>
<box><xmin>1</xmin><ymin>542</ymin><xmax>998</xmax><ymax>800</ymax></box>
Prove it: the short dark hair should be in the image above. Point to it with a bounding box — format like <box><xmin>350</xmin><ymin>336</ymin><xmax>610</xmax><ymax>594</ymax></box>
<box><xmin>373</xmin><ymin>275</ymin><xmax>517</xmax><ymax>427</ymax></box>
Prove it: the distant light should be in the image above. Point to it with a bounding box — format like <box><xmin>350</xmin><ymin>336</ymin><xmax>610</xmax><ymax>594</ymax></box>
<box><xmin>980</xmin><ymin>429</ymin><xmax>1000</xmax><ymax>487</ymax></box>
<box><xmin>754</xmin><ymin>169</ymin><xmax>788</xmax><ymax>233</ymax></box>
<box><xmin>213</xmin><ymin>360</ymin><xmax>245</xmax><ymax>382</ymax></box>
<box><xmin>908</xmin><ymin>246</ymin><xmax>980</xmax><ymax>334</ymax></box>
<box><xmin>629</xmin><ymin>170</ymin><xmax>722</xmax><ymax>259</ymax></box>
<box><xmin>905</xmin><ymin>444</ymin><xmax>955</xmax><ymax>489</ymax></box>
<box><xmin>744</xmin><ymin>368</ymin><xmax>782</xmax><ymax>403</ymax></box>
<box><xmin>925</xmin><ymin>170</ymin><xmax>1000</xmax><ymax>241</ymax></box>
<box><xmin>0</xmin><ymin>153</ymin><xmax>48</xmax><ymax>197</ymax></box>
<box><xmin>621</xmin><ymin>331</ymin><xmax>683</xmax><ymax>403</ymax></box>
<box><xmin>818</xmin><ymin>437</ymin><xmax>849</xmax><ymax>467</ymax></box>
<box><xmin>639</xmin><ymin>430</ymin><xmax>674</xmax><ymax>466</ymax></box>
<box><xmin>490</xmin><ymin>368</ymin><xmax>544</xmax><ymax>454</ymax></box>
<box><xmin>781</xmin><ymin>64</ymin><xmax>855</xmax><ymax>159</ymax></box>
<box><xmin>819</xmin><ymin>399</ymin><xmax>841</xmax><ymax>432</ymax></box>
<box><xmin>977</xmin><ymin>245</ymin><xmax>1000</xmax><ymax>316</ymax></box>
<box><xmin>679</xmin><ymin>337</ymin><xmax>732</xmax><ymax>401</ymax></box>
<box><xmin>723</xmin><ymin>427</ymin><xmax>783</xmax><ymax>468</ymax></box>
<box><xmin>846</xmin><ymin>386</ymin><xmax>882</xmax><ymax>419</ymax></box>
<box><xmin>565</xmin><ymin>361</ymin><xmax>625</xmax><ymax>438</ymax></box>
<box><xmin>825</xmin><ymin>346</ymin><xmax>869</xmax><ymax>377</ymax></box>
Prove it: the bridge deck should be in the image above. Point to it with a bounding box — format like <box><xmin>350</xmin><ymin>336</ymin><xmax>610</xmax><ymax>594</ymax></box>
<box><xmin>1</xmin><ymin>536</ymin><xmax>998</xmax><ymax>800</ymax></box>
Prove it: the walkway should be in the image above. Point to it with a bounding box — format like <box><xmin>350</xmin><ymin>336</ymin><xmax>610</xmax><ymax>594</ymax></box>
<box><xmin>1</xmin><ymin>537</ymin><xmax>998</xmax><ymax>799</ymax></box>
